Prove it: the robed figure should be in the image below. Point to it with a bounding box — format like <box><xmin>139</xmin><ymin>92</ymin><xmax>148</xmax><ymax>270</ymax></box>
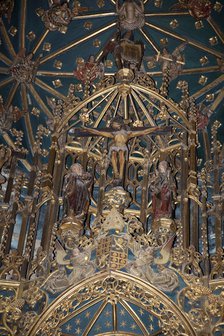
<box><xmin>64</xmin><ymin>163</ymin><xmax>92</xmax><ymax>219</ymax></box>
<box><xmin>149</xmin><ymin>160</ymin><xmax>176</xmax><ymax>220</ymax></box>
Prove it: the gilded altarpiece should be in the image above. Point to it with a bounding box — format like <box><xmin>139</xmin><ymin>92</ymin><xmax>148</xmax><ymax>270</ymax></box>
<box><xmin>0</xmin><ymin>0</ymin><xmax>224</xmax><ymax>335</ymax></box>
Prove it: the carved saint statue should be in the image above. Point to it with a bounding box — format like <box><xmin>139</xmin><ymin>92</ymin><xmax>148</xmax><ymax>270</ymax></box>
<box><xmin>149</xmin><ymin>160</ymin><xmax>176</xmax><ymax>220</ymax></box>
<box><xmin>116</xmin><ymin>0</ymin><xmax>145</xmax><ymax>31</ymax></box>
<box><xmin>82</xmin><ymin>117</ymin><xmax>170</xmax><ymax>180</ymax></box>
<box><xmin>64</xmin><ymin>163</ymin><xmax>92</xmax><ymax>219</ymax></box>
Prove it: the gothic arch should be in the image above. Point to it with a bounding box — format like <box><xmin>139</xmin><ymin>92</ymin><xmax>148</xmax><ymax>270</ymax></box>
<box><xmin>28</xmin><ymin>270</ymin><xmax>197</xmax><ymax>336</ymax></box>
<box><xmin>54</xmin><ymin>82</ymin><xmax>191</xmax><ymax>138</ymax></box>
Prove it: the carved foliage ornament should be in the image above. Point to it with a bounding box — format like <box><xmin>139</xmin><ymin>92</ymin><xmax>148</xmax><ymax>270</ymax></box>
<box><xmin>41</xmin><ymin>2</ymin><xmax>73</xmax><ymax>32</ymax></box>
<box><xmin>178</xmin><ymin>283</ymin><xmax>224</xmax><ymax>335</ymax></box>
<box><xmin>9</xmin><ymin>48</ymin><xmax>40</xmax><ymax>84</ymax></box>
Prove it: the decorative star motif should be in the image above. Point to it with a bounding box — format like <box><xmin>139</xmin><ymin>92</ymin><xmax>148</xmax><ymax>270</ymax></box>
<box><xmin>120</xmin><ymin>308</ymin><xmax>126</xmax><ymax>316</ymax></box>
<box><xmin>139</xmin><ymin>308</ymin><xmax>144</xmax><ymax>316</ymax></box>
<box><xmin>65</xmin><ymin>324</ymin><xmax>72</xmax><ymax>331</ymax></box>
<box><xmin>95</xmin><ymin>324</ymin><xmax>101</xmax><ymax>331</ymax></box>
<box><xmin>130</xmin><ymin>323</ymin><xmax>137</xmax><ymax>330</ymax></box>
<box><xmin>120</xmin><ymin>320</ymin><xmax>126</xmax><ymax>327</ymax></box>
<box><xmin>105</xmin><ymin>320</ymin><xmax>112</xmax><ymax>328</ymax></box>
<box><xmin>75</xmin><ymin>327</ymin><xmax>82</xmax><ymax>335</ymax></box>
<box><xmin>104</xmin><ymin>309</ymin><xmax>110</xmax><ymax>317</ymax></box>
<box><xmin>85</xmin><ymin>311</ymin><xmax>91</xmax><ymax>318</ymax></box>
<box><xmin>75</xmin><ymin>318</ymin><xmax>81</xmax><ymax>325</ymax></box>
<box><xmin>148</xmin><ymin>315</ymin><xmax>154</xmax><ymax>322</ymax></box>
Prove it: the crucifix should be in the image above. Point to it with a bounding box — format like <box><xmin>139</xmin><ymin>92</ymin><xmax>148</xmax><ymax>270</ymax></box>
<box><xmin>73</xmin><ymin>117</ymin><xmax>171</xmax><ymax>181</ymax></box>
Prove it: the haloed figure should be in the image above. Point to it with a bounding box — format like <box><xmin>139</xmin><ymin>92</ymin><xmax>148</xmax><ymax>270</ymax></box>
<box><xmin>64</xmin><ymin>163</ymin><xmax>92</xmax><ymax>219</ymax></box>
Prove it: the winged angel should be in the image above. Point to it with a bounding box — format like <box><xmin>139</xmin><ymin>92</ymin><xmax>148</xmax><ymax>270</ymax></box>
<box><xmin>145</xmin><ymin>43</ymin><xmax>187</xmax><ymax>81</ymax></box>
<box><xmin>127</xmin><ymin>235</ymin><xmax>179</xmax><ymax>292</ymax></box>
<box><xmin>43</xmin><ymin>241</ymin><xmax>96</xmax><ymax>294</ymax></box>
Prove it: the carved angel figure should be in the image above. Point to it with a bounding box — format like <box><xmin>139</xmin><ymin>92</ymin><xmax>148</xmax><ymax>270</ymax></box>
<box><xmin>98</xmin><ymin>30</ymin><xmax>144</xmax><ymax>71</ymax></box>
<box><xmin>68</xmin><ymin>247</ymin><xmax>96</xmax><ymax>284</ymax></box>
<box><xmin>44</xmin><ymin>241</ymin><xmax>95</xmax><ymax>293</ymax></box>
<box><xmin>159</xmin><ymin>44</ymin><xmax>186</xmax><ymax>80</ymax></box>
<box><xmin>145</xmin><ymin>43</ymin><xmax>186</xmax><ymax>81</ymax></box>
<box><xmin>116</xmin><ymin>0</ymin><xmax>145</xmax><ymax>30</ymax></box>
<box><xmin>127</xmin><ymin>246</ymin><xmax>179</xmax><ymax>292</ymax></box>
<box><xmin>149</xmin><ymin>161</ymin><xmax>176</xmax><ymax>220</ymax></box>
<box><xmin>64</xmin><ymin>163</ymin><xmax>92</xmax><ymax>219</ymax></box>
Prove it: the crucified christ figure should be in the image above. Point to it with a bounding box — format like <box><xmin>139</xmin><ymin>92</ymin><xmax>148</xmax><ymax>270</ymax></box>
<box><xmin>78</xmin><ymin>117</ymin><xmax>171</xmax><ymax>180</ymax></box>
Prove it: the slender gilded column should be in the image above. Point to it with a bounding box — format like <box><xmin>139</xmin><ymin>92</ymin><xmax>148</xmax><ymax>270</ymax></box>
<box><xmin>188</xmin><ymin>99</ymin><xmax>199</xmax><ymax>249</ymax></box>
<box><xmin>41</xmin><ymin>135</ymin><xmax>66</xmax><ymax>253</ymax></box>
<box><xmin>140</xmin><ymin>152</ymin><xmax>150</xmax><ymax>232</ymax></box>
<box><xmin>18</xmin><ymin>153</ymin><xmax>38</xmax><ymax>256</ymax></box>
<box><xmin>181</xmin><ymin>144</ymin><xmax>190</xmax><ymax>248</ymax></box>
<box><xmin>212</xmin><ymin>122</ymin><xmax>222</xmax><ymax>249</ymax></box>
<box><xmin>201</xmin><ymin>168</ymin><xmax>209</xmax><ymax>275</ymax></box>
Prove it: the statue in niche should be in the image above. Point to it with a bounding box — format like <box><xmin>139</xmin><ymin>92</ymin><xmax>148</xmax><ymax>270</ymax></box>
<box><xmin>149</xmin><ymin>160</ymin><xmax>176</xmax><ymax>220</ymax></box>
<box><xmin>80</xmin><ymin>117</ymin><xmax>171</xmax><ymax>181</ymax></box>
<box><xmin>63</xmin><ymin>163</ymin><xmax>92</xmax><ymax>221</ymax></box>
<box><xmin>116</xmin><ymin>0</ymin><xmax>145</xmax><ymax>31</ymax></box>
